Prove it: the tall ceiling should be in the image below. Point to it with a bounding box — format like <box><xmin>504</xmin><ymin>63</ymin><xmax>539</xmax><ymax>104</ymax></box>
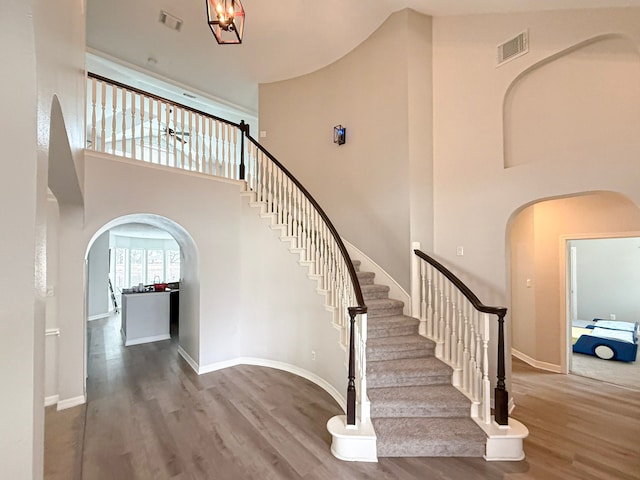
<box><xmin>87</xmin><ymin>0</ymin><xmax>640</xmax><ymax>114</ymax></box>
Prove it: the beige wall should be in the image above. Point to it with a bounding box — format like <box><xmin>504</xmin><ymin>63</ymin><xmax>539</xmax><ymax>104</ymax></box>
<box><xmin>259</xmin><ymin>9</ymin><xmax>434</xmax><ymax>291</ymax></box>
<box><xmin>432</xmin><ymin>8</ymin><xmax>640</xmax><ymax>300</ymax></box>
<box><xmin>55</xmin><ymin>154</ymin><xmax>348</xmax><ymax>415</ymax></box>
<box><xmin>432</xmin><ymin>8</ymin><xmax>640</xmax><ymax>382</ymax></box>
<box><xmin>261</xmin><ymin>7</ymin><xmax>640</xmax><ymax>388</ymax></box>
<box><xmin>510</xmin><ymin>192</ymin><xmax>640</xmax><ymax>367</ymax></box>
<box><xmin>505</xmin><ymin>35</ymin><xmax>640</xmax><ymax>169</ymax></box>
<box><xmin>0</xmin><ymin>0</ymin><xmax>85</xmax><ymax>476</ymax></box>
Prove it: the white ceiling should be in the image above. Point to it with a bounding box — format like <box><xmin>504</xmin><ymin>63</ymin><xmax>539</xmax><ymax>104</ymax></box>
<box><xmin>87</xmin><ymin>0</ymin><xmax>640</xmax><ymax>114</ymax></box>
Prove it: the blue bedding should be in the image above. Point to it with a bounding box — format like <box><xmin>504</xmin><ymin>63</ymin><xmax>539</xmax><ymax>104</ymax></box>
<box><xmin>572</xmin><ymin>319</ymin><xmax>638</xmax><ymax>362</ymax></box>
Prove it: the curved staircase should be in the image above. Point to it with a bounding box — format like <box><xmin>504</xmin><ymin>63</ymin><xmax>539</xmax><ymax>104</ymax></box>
<box><xmin>356</xmin><ymin>261</ymin><xmax>487</xmax><ymax>458</ymax></box>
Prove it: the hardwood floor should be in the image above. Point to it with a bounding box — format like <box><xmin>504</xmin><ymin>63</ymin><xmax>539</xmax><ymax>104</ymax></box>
<box><xmin>44</xmin><ymin>315</ymin><xmax>640</xmax><ymax>479</ymax></box>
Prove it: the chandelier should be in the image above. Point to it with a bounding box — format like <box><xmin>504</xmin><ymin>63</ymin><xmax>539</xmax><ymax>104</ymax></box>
<box><xmin>205</xmin><ymin>0</ymin><xmax>245</xmax><ymax>44</ymax></box>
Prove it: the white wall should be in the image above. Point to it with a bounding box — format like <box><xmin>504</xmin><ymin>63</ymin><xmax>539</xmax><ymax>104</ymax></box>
<box><xmin>53</xmin><ymin>154</ymin><xmax>349</xmax><ymax>409</ymax></box>
<box><xmin>0</xmin><ymin>0</ymin><xmax>84</xmax><ymax>476</ymax></box>
<box><xmin>431</xmin><ymin>8</ymin><xmax>640</xmax><ymax>378</ymax></box>
<box><xmin>260</xmin><ymin>7</ymin><xmax>640</xmax><ymax>392</ymax></box>
<box><xmin>573</xmin><ymin>237</ymin><xmax>640</xmax><ymax>323</ymax></box>
<box><xmin>87</xmin><ymin>231</ymin><xmax>110</xmax><ymax>318</ymax></box>
<box><xmin>0</xmin><ymin>3</ymin><xmax>40</xmax><ymax>477</ymax></box>
<box><xmin>45</xmin><ymin>196</ymin><xmax>61</xmax><ymax>402</ymax></box>
<box><xmin>259</xmin><ymin>9</ymin><xmax>434</xmax><ymax>292</ymax></box>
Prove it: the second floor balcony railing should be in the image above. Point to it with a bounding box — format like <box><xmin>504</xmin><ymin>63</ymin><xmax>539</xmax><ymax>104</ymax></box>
<box><xmin>87</xmin><ymin>72</ymin><xmax>246</xmax><ymax>180</ymax></box>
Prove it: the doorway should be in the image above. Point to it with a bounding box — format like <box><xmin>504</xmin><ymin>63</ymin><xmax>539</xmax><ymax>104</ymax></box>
<box><xmin>566</xmin><ymin>236</ymin><xmax>640</xmax><ymax>390</ymax></box>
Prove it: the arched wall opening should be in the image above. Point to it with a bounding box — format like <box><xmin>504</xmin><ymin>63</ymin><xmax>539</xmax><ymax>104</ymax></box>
<box><xmin>503</xmin><ymin>34</ymin><xmax>640</xmax><ymax>170</ymax></box>
<box><xmin>507</xmin><ymin>191</ymin><xmax>640</xmax><ymax>373</ymax></box>
<box><xmin>84</xmin><ymin>214</ymin><xmax>199</xmax><ymax>388</ymax></box>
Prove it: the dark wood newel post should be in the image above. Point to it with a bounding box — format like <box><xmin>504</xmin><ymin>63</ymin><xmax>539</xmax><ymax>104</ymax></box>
<box><xmin>239</xmin><ymin>120</ymin><xmax>246</xmax><ymax>180</ymax></box>
<box><xmin>346</xmin><ymin>308</ymin><xmax>357</xmax><ymax>426</ymax></box>
<box><xmin>494</xmin><ymin>311</ymin><xmax>509</xmax><ymax>425</ymax></box>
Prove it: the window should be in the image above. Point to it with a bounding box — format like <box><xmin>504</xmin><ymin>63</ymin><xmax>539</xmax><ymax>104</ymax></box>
<box><xmin>146</xmin><ymin>249</ymin><xmax>164</xmax><ymax>284</ymax></box>
<box><xmin>130</xmin><ymin>249</ymin><xmax>145</xmax><ymax>286</ymax></box>
<box><xmin>166</xmin><ymin>250</ymin><xmax>181</xmax><ymax>282</ymax></box>
<box><xmin>111</xmin><ymin>245</ymin><xmax>180</xmax><ymax>292</ymax></box>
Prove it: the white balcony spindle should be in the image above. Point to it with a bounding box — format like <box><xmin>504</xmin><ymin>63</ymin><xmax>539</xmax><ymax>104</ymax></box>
<box><xmin>90</xmin><ymin>77</ymin><xmax>97</xmax><ymax>150</ymax></box>
<box><xmin>130</xmin><ymin>92</ymin><xmax>136</xmax><ymax>160</ymax></box>
<box><xmin>139</xmin><ymin>94</ymin><xmax>145</xmax><ymax>161</ymax></box>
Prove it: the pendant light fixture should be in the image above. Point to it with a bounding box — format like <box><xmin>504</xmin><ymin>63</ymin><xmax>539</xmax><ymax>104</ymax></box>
<box><xmin>205</xmin><ymin>0</ymin><xmax>245</xmax><ymax>44</ymax></box>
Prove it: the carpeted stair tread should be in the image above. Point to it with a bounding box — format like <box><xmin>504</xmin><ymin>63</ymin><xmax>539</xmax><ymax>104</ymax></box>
<box><xmin>368</xmin><ymin>315</ymin><xmax>419</xmax><ymax>338</ymax></box>
<box><xmin>356</xmin><ymin>271</ymin><xmax>375</xmax><ymax>285</ymax></box>
<box><xmin>352</xmin><ymin>260</ymin><xmax>361</xmax><ymax>271</ymax></box>
<box><xmin>361</xmin><ymin>283</ymin><xmax>391</xmax><ymax>300</ymax></box>
<box><xmin>368</xmin><ymin>385</ymin><xmax>471</xmax><ymax>417</ymax></box>
<box><xmin>368</xmin><ymin>357</ymin><xmax>452</xmax><ymax>388</ymax></box>
<box><xmin>372</xmin><ymin>417</ymin><xmax>486</xmax><ymax>457</ymax></box>
<box><xmin>366</xmin><ymin>298</ymin><xmax>404</xmax><ymax>318</ymax></box>
<box><xmin>367</xmin><ymin>335</ymin><xmax>435</xmax><ymax>361</ymax></box>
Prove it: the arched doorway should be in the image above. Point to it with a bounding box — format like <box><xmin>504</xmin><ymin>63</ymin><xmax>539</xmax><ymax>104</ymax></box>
<box><xmin>507</xmin><ymin>191</ymin><xmax>640</xmax><ymax>382</ymax></box>
<box><xmin>84</xmin><ymin>214</ymin><xmax>199</xmax><ymax>388</ymax></box>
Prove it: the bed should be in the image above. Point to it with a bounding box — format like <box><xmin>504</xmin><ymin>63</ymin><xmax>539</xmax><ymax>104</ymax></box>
<box><xmin>572</xmin><ymin>319</ymin><xmax>638</xmax><ymax>362</ymax></box>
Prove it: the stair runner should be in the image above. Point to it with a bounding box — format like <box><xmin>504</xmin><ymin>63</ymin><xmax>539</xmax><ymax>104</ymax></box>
<box><xmin>355</xmin><ymin>261</ymin><xmax>486</xmax><ymax>457</ymax></box>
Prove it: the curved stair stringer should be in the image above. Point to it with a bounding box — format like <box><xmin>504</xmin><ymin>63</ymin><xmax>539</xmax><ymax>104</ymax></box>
<box><xmin>240</xmin><ymin>188</ymin><xmax>352</xmax><ymax>346</ymax></box>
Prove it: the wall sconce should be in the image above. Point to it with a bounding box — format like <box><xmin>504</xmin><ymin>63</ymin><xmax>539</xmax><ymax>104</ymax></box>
<box><xmin>333</xmin><ymin>125</ymin><xmax>346</xmax><ymax>145</ymax></box>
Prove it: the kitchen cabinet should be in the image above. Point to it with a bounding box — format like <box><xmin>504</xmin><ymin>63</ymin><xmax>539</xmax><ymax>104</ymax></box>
<box><xmin>121</xmin><ymin>291</ymin><xmax>171</xmax><ymax>346</ymax></box>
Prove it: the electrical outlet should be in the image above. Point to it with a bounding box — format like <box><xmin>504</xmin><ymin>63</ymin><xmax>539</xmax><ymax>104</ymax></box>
<box><xmin>456</xmin><ymin>246</ymin><xmax>464</xmax><ymax>256</ymax></box>
<box><xmin>610</xmin><ymin>314</ymin><xmax>616</xmax><ymax>320</ymax></box>
<box><xmin>311</xmin><ymin>350</ymin><xmax>316</xmax><ymax>361</ymax></box>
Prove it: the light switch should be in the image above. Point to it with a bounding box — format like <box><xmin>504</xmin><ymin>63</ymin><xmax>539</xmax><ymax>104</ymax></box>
<box><xmin>259</xmin><ymin>130</ymin><xmax>267</xmax><ymax>138</ymax></box>
<box><xmin>526</xmin><ymin>278</ymin><xmax>532</xmax><ymax>288</ymax></box>
<box><xmin>456</xmin><ymin>246</ymin><xmax>464</xmax><ymax>256</ymax></box>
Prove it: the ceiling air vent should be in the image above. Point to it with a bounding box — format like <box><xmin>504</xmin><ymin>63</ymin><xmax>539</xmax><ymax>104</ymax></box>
<box><xmin>159</xmin><ymin>10</ymin><xmax>183</xmax><ymax>32</ymax></box>
<box><xmin>497</xmin><ymin>30</ymin><xmax>528</xmax><ymax>66</ymax></box>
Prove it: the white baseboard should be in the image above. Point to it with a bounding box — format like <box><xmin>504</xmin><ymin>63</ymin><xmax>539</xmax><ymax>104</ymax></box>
<box><xmin>177</xmin><ymin>346</ymin><xmax>200</xmax><ymax>373</ymax></box>
<box><xmin>88</xmin><ymin>312</ymin><xmax>111</xmax><ymax>321</ymax></box>
<box><xmin>512</xmin><ymin>349</ymin><xmax>562</xmax><ymax>373</ymax></box>
<box><xmin>124</xmin><ymin>333</ymin><xmax>170</xmax><ymax>346</ymax></box>
<box><xmin>179</xmin><ymin>352</ymin><xmax>346</xmax><ymax>411</ymax></box>
<box><xmin>57</xmin><ymin>394</ymin><xmax>86</xmax><ymax>411</ymax></box>
<box><xmin>44</xmin><ymin>395</ymin><xmax>59</xmax><ymax>407</ymax></box>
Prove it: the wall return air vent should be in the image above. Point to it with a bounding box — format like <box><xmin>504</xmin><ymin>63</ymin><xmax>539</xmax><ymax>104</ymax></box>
<box><xmin>497</xmin><ymin>30</ymin><xmax>528</xmax><ymax>66</ymax></box>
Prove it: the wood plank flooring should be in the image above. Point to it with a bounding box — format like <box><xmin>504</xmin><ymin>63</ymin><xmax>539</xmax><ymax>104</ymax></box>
<box><xmin>44</xmin><ymin>315</ymin><xmax>640</xmax><ymax>479</ymax></box>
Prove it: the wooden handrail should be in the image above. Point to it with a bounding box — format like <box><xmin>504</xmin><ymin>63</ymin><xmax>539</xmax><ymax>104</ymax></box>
<box><xmin>414</xmin><ymin>249</ymin><xmax>506</xmax><ymax>316</ymax></box>
<box><xmin>246</xmin><ymin>133</ymin><xmax>367</xmax><ymax>313</ymax></box>
<box><xmin>414</xmin><ymin>249</ymin><xmax>509</xmax><ymax>425</ymax></box>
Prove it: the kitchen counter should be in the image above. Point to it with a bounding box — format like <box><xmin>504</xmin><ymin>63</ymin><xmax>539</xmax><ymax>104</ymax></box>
<box><xmin>121</xmin><ymin>291</ymin><xmax>171</xmax><ymax>346</ymax></box>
